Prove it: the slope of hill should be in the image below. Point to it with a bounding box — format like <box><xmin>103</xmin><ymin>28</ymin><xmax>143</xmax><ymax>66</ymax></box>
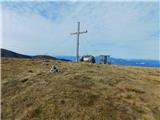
<box><xmin>1</xmin><ymin>57</ymin><xmax>160</xmax><ymax>120</ymax></box>
<box><xmin>32</xmin><ymin>55</ymin><xmax>58</xmax><ymax>60</ymax></box>
<box><xmin>1</xmin><ymin>48</ymin><xmax>71</xmax><ymax>61</ymax></box>
<box><xmin>1</xmin><ymin>48</ymin><xmax>31</xmax><ymax>58</ymax></box>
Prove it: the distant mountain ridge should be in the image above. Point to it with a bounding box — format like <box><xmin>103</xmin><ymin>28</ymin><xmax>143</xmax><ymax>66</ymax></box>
<box><xmin>1</xmin><ymin>48</ymin><xmax>159</xmax><ymax>67</ymax></box>
<box><xmin>1</xmin><ymin>48</ymin><xmax>31</xmax><ymax>58</ymax></box>
<box><xmin>0</xmin><ymin>48</ymin><xmax>68</xmax><ymax>61</ymax></box>
<box><xmin>32</xmin><ymin>55</ymin><xmax>58</xmax><ymax>60</ymax></box>
<box><xmin>57</xmin><ymin>56</ymin><xmax>160</xmax><ymax>67</ymax></box>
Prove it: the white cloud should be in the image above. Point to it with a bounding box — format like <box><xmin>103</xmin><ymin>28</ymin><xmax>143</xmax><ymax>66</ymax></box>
<box><xmin>2</xmin><ymin>7</ymin><xmax>76</xmax><ymax>56</ymax></box>
<box><xmin>1</xmin><ymin>1</ymin><xmax>159</xmax><ymax>59</ymax></box>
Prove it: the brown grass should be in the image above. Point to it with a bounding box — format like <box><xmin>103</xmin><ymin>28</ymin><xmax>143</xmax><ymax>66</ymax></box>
<box><xmin>1</xmin><ymin>57</ymin><xmax>160</xmax><ymax>120</ymax></box>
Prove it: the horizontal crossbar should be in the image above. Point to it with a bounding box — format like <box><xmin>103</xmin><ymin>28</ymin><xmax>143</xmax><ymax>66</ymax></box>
<box><xmin>70</xmin><ymin>30</ymin><xmax>88</xmax><ymax>35</ymax></box>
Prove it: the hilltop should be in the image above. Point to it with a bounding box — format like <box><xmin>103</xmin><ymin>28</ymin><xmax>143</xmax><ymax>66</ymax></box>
<box><xmin>1</xmin><ymin>48</ymin><xmax>31</xmax><ymax>58</ymax></box>
<box><xmin>1</xmin><ymin>57</ymin><xmax>160</xmax><ymax>120</ymax></box>
<box><xmin>0</xmin><ymin>48</ymin><xmax>70</xmax><ymax>61</ymax></box>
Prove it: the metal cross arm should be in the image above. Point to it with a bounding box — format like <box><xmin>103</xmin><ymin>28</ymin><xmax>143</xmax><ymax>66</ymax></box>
<box><xmin>70</xmin><ymin>30</ymin><xmax>88</xmax><ymax>35</ymax></box>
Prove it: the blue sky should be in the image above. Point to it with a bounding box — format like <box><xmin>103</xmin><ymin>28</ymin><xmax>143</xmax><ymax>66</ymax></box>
<box><xmin>0</xmin><ymin>1</ymin><xmax>159</xmax><ymax>60</ymax></box>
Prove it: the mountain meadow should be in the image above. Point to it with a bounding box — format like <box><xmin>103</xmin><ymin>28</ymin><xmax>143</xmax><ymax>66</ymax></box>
<box><xmin>1</xmin><ymin>57</ymin><xmax>160</xmax><ymax>120</ymax></box>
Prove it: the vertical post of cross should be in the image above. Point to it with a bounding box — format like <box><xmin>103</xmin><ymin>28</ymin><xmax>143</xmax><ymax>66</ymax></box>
<box><xmin>77</xmin><ymin>22</ymin><xmax>80</xmax><ymax>62</ymax></box>
<box><xmin>70</xmin><ymin>22</ymin><xmax>88</xmax><ymax>62</ymax></box>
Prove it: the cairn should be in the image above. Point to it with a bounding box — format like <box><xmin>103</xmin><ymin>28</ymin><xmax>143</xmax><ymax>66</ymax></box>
<box><xmin>49</xmin><ymin>65</ymin><xmax>60</xmax><ymax>73</ymax></box>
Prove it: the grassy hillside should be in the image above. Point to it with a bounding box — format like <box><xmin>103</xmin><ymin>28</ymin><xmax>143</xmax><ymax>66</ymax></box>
<box><xmin>1</xmin><ymin>57</ymin><xmax>160</xmax><ymax>120</ymax></box>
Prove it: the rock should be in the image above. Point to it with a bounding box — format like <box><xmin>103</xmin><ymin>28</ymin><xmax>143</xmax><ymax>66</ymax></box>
<box><xmin>80</xmin><ymin>55</ymin><xmax>96</xmax><ymax>63</ymax></box>
<box><xmin>49</xmin><ymin>65</ymin><xmax>60</xmax><ymax>73</ymax></box>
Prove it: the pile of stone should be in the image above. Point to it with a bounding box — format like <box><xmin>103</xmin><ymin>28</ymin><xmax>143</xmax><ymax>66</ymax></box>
<box><xmin>49</xmin><ymin>65</ymin><xmax>60</xmax><ymax>73</ymax></box>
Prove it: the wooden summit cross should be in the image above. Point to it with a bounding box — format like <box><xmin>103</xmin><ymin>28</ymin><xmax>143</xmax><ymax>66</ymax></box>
<box><xmin>70</xmin><ymin>22</ymin><xmax>88</xmax><ymax>62</ymax></box>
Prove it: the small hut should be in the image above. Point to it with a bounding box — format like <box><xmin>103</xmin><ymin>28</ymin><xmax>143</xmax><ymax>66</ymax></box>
<box><xmin>100</xmin><ymin>55</ymin><xmax>111</xmax><ymax>64</ymax></box>
<box><xmin>80</xmin><ymin>55</ymin><xmax>96</xmax><ymax>63</ymax></box>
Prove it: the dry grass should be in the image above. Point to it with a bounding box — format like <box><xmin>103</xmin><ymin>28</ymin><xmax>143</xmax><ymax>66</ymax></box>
<box><xmin>1</xmin><ymin>57</ymin><xmax>160</xmax><ymax>120</ymax></box>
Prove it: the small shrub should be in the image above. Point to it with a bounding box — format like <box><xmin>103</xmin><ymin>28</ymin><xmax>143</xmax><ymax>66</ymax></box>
<box><xmin>21</xmin><ymin>78</ymin><xmax>28</xmax><ymax>83</ymax></box>
<box><xmin>31</xmin><ymin>106</ymin><xmax>42</xmax><ymax>118</ymax></box>
<box><xmin>28</xmin><ymin>70</ymin><xmax>33</xmax><ymax>73</ymax></box>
